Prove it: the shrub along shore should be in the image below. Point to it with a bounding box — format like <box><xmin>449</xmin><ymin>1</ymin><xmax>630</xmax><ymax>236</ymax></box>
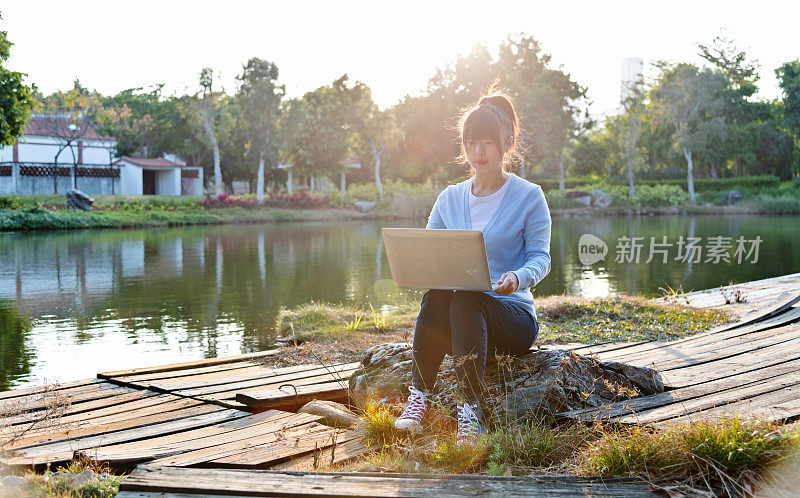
<box><xmin>2</xmin><ymin>175</ymin><xmax>800</xmax><ymax>231</ymax></box>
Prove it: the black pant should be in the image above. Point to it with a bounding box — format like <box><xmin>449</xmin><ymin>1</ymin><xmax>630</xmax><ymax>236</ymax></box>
<box><xmin>411</xmin><ymin>289</ymin><xmax>539</xmax><ymax>402</ymax></box>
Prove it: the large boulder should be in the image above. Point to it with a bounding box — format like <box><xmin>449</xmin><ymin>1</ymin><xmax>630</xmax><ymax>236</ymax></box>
<box><xmin>65</xmin><ymin>189</ymin><xmax>94</xmax><ymax>211</ymax></box>
<box><xmin>591</xmin><ymin>189</ymin><xmax>614</xmax><ymax>208</ymax></box>
<box><xmin>565</xmin><ymin>191</ymin><xmax>592</xmax><ymax>207</ymax></box>
<box><xmin>349</xmin><ymin>343</ymin><xmax>663</xmax><ymax>423</ymax></box>
<box><xmin>726</xmin><ymin>190</ymin><xmax>743</xmax><ymax>205</ymax></box>
<box><xmin>353</xmin><ymin>200</ymin><xmax>377</xmax><ymax>213</ymax></box>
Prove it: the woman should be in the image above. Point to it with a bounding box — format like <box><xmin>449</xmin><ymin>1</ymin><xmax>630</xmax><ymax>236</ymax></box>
<box><xmin>394</xmin><ymin>89</ymin><xmax>552</xmax><ymax>443</ymax></box>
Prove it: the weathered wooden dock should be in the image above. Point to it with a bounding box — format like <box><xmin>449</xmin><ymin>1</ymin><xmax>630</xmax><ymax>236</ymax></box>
<box><xmin>1</xmin><ymin>272</ymin><xmax>799</xmax><ymax>496</ymax></box>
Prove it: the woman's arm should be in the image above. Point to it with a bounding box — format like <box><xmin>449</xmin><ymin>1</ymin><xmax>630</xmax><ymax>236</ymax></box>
<box><xmin>426</xmin><ymin>189</ymin><xmax>448</xmax><ymax>230</ymax></box>
<box><xmin>511</xmin><ymin>188</ymin><xmax>552</xmax><ymax>290</ymax></box>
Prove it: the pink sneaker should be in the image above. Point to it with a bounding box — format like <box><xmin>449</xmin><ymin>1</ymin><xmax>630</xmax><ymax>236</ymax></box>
<box><xmin>394</xmin><ymin>386</ymin><xmax>429</xmax><ymax>433</ymax></box>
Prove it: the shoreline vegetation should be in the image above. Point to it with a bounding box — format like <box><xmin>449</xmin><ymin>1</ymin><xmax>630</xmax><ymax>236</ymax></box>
<box><xmin>2</xmin><ymin>175</ymin><xmax>800</xmax><ymax>231</ymax></box>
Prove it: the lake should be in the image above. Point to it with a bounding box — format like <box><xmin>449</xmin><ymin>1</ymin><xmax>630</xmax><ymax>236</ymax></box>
<box><xmin>2</xmin><ymin>214</ymin><xmax>798</xmax><ymax>390</ymax></box>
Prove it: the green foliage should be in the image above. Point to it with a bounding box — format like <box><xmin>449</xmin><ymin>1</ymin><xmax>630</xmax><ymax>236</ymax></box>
<box><xmin>580</xmin><ymin>417</ymin><xmax>800</xmax><ymax>494</ymax></box>
<box><xmin>0</xmin><ymin>12</ymin><xmax>34</xmax><ymax>146</ymax></box>
<box><xmin>328</xmin><ymin>180</ymin><xmax>438</xmax><ymax>217</ymax></box>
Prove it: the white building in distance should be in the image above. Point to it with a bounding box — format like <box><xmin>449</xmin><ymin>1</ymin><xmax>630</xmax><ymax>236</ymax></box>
<box><xmin>0</xmin><ymin>114</ymin><xmax>203</xmax><ymax>196</ymax></box>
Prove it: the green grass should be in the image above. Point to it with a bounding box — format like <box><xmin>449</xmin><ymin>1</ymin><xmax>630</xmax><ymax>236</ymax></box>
<box><xmin>0</xmin><ymin>205</ymin><xmax>360</xmax><ymax>231</ymax></box>
<box><xmin>349</xmin><ymin>397</ymin><xmax>799</xmax><ymax>496</ymax></box>
<box><xmin>535</xmin><ymin>295</ymin><xmax>736</xmax><ymax>343</ymax></box>
<box><xmin>578</xmin><ymin>417</ymin><xmax>800</xmax><ymax>495</ymax></box>
<box><xmin>275</xmin><ymin>294</ymin><xmax>736</xmax><ymax>347</ymax></box>
<box><xmin>275</xmin><ymin>300</ymin><xmax>419</xmax><ymax>343</ymax></box>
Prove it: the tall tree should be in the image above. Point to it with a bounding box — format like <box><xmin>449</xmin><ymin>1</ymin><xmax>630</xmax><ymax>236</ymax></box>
<box><xmin>237</xmin><ymin>58</ymin><xmax>284</xmax><ymax>202</ymax></box>
<box><xmin>335</xmin><ymin>75</ymin><xmax>400</xmax><ymax>199</ymax></box>
<box><xmin>499</xmin><ymin>34</ymin><xmax>588</xmax><ymax>186</ymax></box>
<box><xmin>200</xmin><ymin>67</ymin><xmax>222</xmax><ymax>195</ymax></box>
<box><xmin>281</xmin><ymin>82</ymin><xmax>349</xmax><ymax>187</ymax></box>
<box><xmin>651</xmin><ymin>63</ymin><xmax>726</xmax><ymax>203</ymax></box>
<box><xmin>776</xmin><ymin>60</ymin><xmax>800</xmax><ymax>179</ymax></box>
<box><xmin>0</xmin><ymin>12</ymin><xmax>33</xmax><ymax>147</ymax></box>
<box><xmin>617</xmin><ymin>76</ymin><xmax>646</xmax><ymax>199</ymax></box>
<box><xmin>35</xmin><ymin>80</ymin><xmax>104</xmax><ymax>191</ymax></box>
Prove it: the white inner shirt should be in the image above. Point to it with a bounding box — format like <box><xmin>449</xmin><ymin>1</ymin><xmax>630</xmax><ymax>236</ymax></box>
<box><xmin>469</xmin><ymin>176</ymin><xmax>511</xmax><ymax>231</ymax></box>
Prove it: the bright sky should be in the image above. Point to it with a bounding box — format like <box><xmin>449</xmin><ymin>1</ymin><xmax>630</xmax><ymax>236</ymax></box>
<box><xmin>2</xmin><ymin>0</ymin><xmax>798</xmax><ymax>116</ymax></box>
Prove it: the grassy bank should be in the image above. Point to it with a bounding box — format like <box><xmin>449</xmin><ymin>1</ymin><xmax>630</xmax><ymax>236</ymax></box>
<box><xmin>0</xmin><ymin>194</ymin><xmax>371</xmax><ymax>231</ymax></box>
<box><xmin>274</xmin><ymin>293</ymin><xmax>737</xmax><ymax>353</ymax></box>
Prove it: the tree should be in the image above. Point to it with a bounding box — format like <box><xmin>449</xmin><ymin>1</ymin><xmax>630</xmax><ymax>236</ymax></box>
<box><xmin>336</xmin><ymin>75</ymin><xmax>400</xmax><ymax>199</ymax></box>
<box><xmin>281</xmin><ymin>82</ymin><xmax>350</xmax><ymax>187</ymax></box>
<box><xmin>616</xmin><ymin>77</ymin><xmax>646</xmax><ymax>199</ymax></box>
<box><xmin>200</xmin><ymin>67</ymin><xmax>222</xmax><ymax>195</ymax></box>
<box><xmin>0</xmin><ymin>12</ymin><xmax>33</xmax><ymax>147</ymax></box>
<box><xmin>35</xmin><ymin>80</ymin><xmax>104</xmax><ymax>192</ymax></box>
<box><xmin>236</xmin><ymin>58</ymin><xmax>284</xmax><ymax>202</ymax></box>
<box><xmin>499</xmin><ymin>34</ymin><xmax>588</xmax><ymax>186</ymax></box>
<box><xmin>651</xmin><ymin>63</ymin><xmax>726</xmax><ymax>203</ymax></box>
<box><xmin>776</xmin><ymin>60</ymin><xmax>800</xmax><ymax>179</ymax></box>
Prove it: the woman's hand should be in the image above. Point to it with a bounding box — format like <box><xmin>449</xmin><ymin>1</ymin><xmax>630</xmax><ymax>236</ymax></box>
<box><xmin>492</xmin><ymin>272</ymin><xmax>519</xmax><ymax>295</ymax></box>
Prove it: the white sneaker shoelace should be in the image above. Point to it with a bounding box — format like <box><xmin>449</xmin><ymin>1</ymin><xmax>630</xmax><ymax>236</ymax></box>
<box><xmin>394</xmin><ymin>386</ymin><xmax>429</xmax><ymax>433</ymax></box>
<box><xmin>457</xmin><ymin>402</ymin><xmax>485</xmax><ymax>444</ymax></box>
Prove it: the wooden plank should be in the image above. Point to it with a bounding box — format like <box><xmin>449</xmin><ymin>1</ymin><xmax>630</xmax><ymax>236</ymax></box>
<box><xmin>0</xmin><ymin>390</ymin><xmax>158</xmax><ymax>428</ymax></box>
<box><xmin>560</xmin><ymin>356</ymin><xmax>800</xmax><ymax>422</ymax></box>
<box><xmin>660</xmin><ymin>382</ymin><xmax>800</xmax><ymax>426</ymax></box>
<box><xmin>147</xmin><ymin>415</ymin><xmax>328</xmax><ymax>467</ymax></box>
<box><xmin>97</xmin><ymin>350</ymin><xmax>282</xmax><ymax>380</ymax></box>
<box><xmin>607</xmin><ymin>317</ymin><xmax>800</xmax><ymax>368</ymax></box>
<box><xmin>614</xmin><ymin>375</ymin><xmax>800</xmax><ymax>425</ymax></box>
<box><xmin>82</xmin><ymin>410</ymin><xmax>313</xmax><ymax>466</ymax></box>
<box><xmin>5</xmin><ymin>384</ymin><xmax>135</xmax><ymax>414</ymax></box>
<box><xmin>269</xmin><ymin>437</ymin><xmax>370</xmax><ymax>471</ymax></box>
<box><xmin>631</xmin><ymin>325</ymin><xmax>800</xmax><ymax>373</ymax></box>
<box><xmin>661</xmin><ymin>349</ymin><xmax>800</xmax><ymax>388</ymax></box>
<box><xmin>119</xmin><ymin>466</ymin><xmax>661</xmax><ymax>497</ymax></box>
<box><xmin>0</xmin><ymin>408</ymin><xmax>249</xmax><ymax>464</ymax></box>
<box><xmin>235</xmin><ymin>381</ymin><xmax>349</xmax><ymax>412</ymax></box>
<box><xmin>0</xmin><ymin>378</ymin><xmax>104</xmax><ymax>401</ymax></box>
<box><xmin>595</xmin><ymin>305</ymin><xmax>800</xmax><ymax>363</ymax></box>
<box><xmin>144</xmin><ymin>362</ymin><xmax>359</xmax><ymax>394</ymax></box>
<box><xmin>209</xmin><ymin>429</ymin><xmax>362</xmax><ymax>468</ymax></box>
<box><xmin>4</xmin><ymin>400</ymin><xmax>223</xmax><ymax>450</ymax></box>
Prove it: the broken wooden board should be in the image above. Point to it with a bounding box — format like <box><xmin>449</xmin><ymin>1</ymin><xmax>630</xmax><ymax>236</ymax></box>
<box><xmin>118</xmin><ymin>466</ymin><xmax>661</xmax><ymax>497</ymax></box>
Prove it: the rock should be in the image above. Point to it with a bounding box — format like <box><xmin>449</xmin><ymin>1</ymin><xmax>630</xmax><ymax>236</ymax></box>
<box><xmin>565</xmin><ymin>191</ymin><xmax>592</xmax><ymax>207</ymax></box>
<box><xmin>299</xmin><ymin>400</ymin><xmax>359</xmax><ymax>428</ymax></box>
<box><xmin>590</xmin><ymin>189</ymin><xmax>613</xmax><ymax>208</ymax></box>
<box><xmin>702</xmin><ymin>202</ymin><xmax>715</xmax><ymax>208</ymax></box>
<box><xmin>353</xmin><ymin>200</ymin><xmax>376</xmax><ymax>213</ymax></box>
<box><xmin>65</xmin><ymin>189</ymin><xmax>94</xmax><ymax>211</ymax></box>
<box><xmin>349</xmin><ymin>343</ymin><xmax>664</xmax><ymax>423</ymax></box>
<box><xmin>1</xmin><ymin>475</ymin><xmax>28</xmax><ymax>493</ymax></box>
<box><xmin>50</xmin><ymin>469</ymin><xmax>95</xmax><ymax>488</ymax></box>
<box><xmin>726</xmin><ymin>190</ymin><xmax>743</xmax><ymax>205</ymax></box>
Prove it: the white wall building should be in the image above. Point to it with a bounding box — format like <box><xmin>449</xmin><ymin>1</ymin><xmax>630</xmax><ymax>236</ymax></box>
<box><xmin>0</xmin><ymin>114</ymin><xmax>203</xmax><ymax>196</ymax></box>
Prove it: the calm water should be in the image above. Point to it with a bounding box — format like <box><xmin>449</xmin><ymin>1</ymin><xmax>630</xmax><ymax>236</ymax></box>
<box><xmin>2</xmin><ymin>215</ymin><xmax>798</xmax><ymax>390</ymax></box>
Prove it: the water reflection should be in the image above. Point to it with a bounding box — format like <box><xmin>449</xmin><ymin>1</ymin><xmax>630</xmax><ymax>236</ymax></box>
<box><xmin>0</xmin><ymin>215</ymin><xmax>798</xmax><ymax>389</ymax></box>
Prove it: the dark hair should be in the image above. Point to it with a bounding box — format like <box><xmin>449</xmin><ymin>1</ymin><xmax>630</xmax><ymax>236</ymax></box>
<box><xmin>457</xmin><ymin>86</ymin><xmax>520</xmax><ymax>176</ymax></box>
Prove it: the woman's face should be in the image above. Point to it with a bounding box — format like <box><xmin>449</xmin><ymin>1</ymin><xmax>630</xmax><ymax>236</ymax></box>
<box><xmin>464</xmin><ymin>136</ymin><xmax>504</xmax><ymax>174</ymax></box>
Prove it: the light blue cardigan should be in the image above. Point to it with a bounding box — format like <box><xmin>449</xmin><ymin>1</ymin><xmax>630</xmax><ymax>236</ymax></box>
<box><xmin>427</xmin><ymin>173</ymin><xmax>552</xmax><ymax>319</ymax></box>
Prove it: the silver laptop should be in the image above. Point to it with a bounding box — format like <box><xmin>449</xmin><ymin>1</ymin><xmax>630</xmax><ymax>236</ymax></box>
<box><xmin>382</xmin><ymin>228</ymin><xmax>495</xmax><ymax>291</ymax></box>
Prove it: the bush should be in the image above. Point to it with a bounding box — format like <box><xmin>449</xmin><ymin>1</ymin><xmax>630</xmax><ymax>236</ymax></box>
<box><xmin>263</xmin><ymin>190</ymin><xmax>330</xmax><ymax>209</ymax></box>
<box><xmin>534</xmin><ymin>175</ymin><xmax>781</xmax><ymax>194</ymax></box>
<box><xmin>0</xmin><ymin>195</ymin><xmax>25</xmax><ymax>209</ymax></box>
<box><xmin>543</xmin><ymin>184</ymin><xmax>688</xmax><ymax>209</ymax></box>
<box><xmin>329</xmin><ymin>180</ymin><xmax>439</xmax><ymax>217</ymax></box>
<box><xmin>202</xmin><ymin>193</ymin><xmax>259</xmax><ymax>209</ymax></box>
